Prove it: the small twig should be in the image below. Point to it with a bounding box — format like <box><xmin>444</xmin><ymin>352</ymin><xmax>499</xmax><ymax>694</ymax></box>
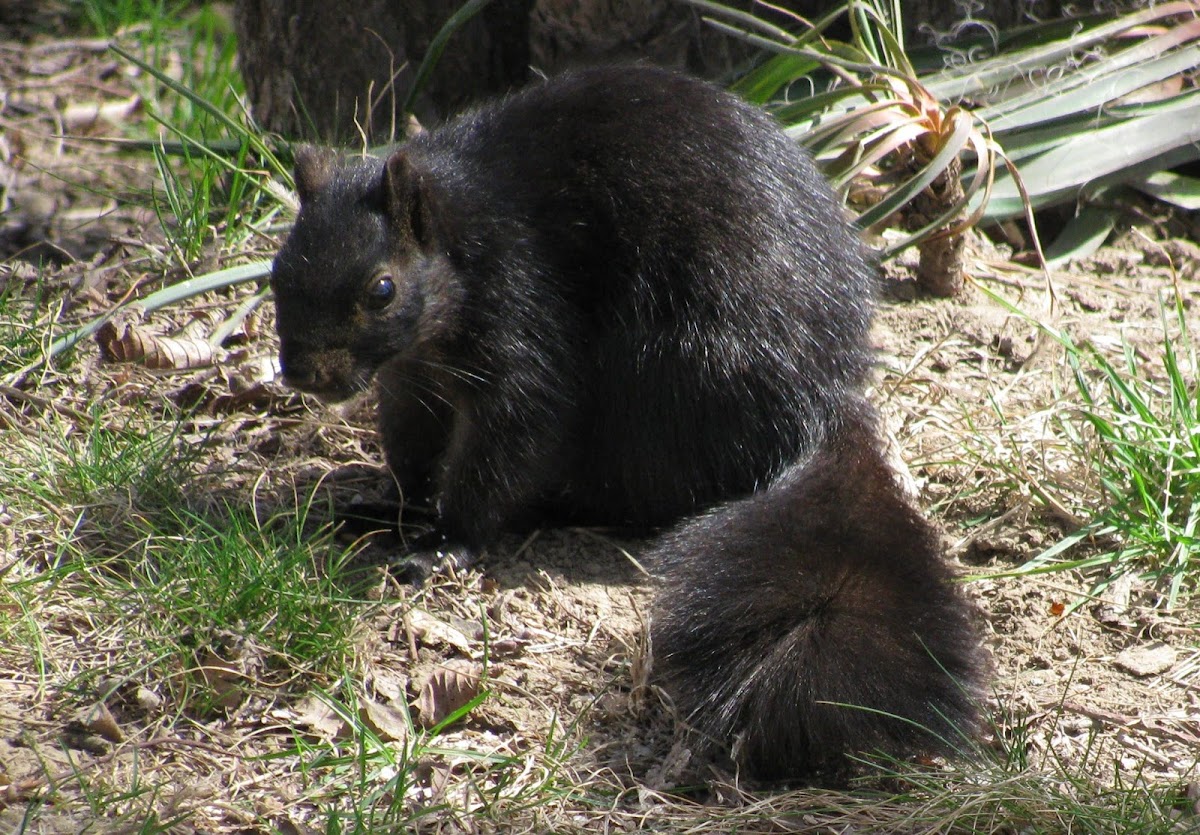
<box><xmin>0</xmin><ymin>384</ymin><xmax>93</xmax><ymax>426</ymax></box>
<box><xmin>1060</xmin><ymin>701</ymin><xmax>1200</xmax><ymax>748</ymax></box>
<box><xmin>1059</xmin><ymin>700</ymin><xmax>1136</xmax><ymax>728</ymax></box>
<box><xmin>570</xmin><ymin>527</ymin><xmax>651</xmax><ymax>577</ymax></box>
<box><xmin>1116</xmin><ymin>732</ymin><xmax>1176</xmax><ymax>768</ymax></box>
<box><xmin>1010</xmin><ymin>451</ymin><xmax>1086</xmax><ymax>529</ymax></box>
<box><xmin>402</xmin><ymin>605</ymin><xmax>421</xmax><ymax>664</ymax></box>
<box><xmin>509</xmin><ymin>528</ymin><xmax>543</xmax><ymax>561</ymax></box>
<box><xmin>946</xmin><ymin>499</ymin><xmax>1029</xmax><ymax>559</ymax></box>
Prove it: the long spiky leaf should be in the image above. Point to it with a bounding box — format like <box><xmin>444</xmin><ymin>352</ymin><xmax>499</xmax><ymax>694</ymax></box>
<box><xmin>980</xmin><ymin>38</ymin><xmax>1200</xmax><ymax>131</ymax></box>
<box><xmin>854</xmin><ymin>108</ymin><xmax>973</xmax><ymax>230</ymax></box>
<box><xmin>923</xmin><ymin>0</ymin><xmax>1200</xmax><ymax>101</ymax></box>
<box><xmin>111</xmin><ymin>44</ymin><xmax>288</xmax><ymax>182</ymax></box>
<box><xmin>402</xmin><ymin>0</ymin><xmax>494</xmax><ymax>116</ymax></box>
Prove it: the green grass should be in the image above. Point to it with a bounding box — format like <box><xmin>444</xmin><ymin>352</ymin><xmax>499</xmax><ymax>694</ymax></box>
<box><xmin>0</xmin><ymin>310</ymin><xmax>549</xmax><ymax>828</ymax></box>
<box><xmin>284</xmin><ymin>684</ymin><xmax>582</xmax><ymax>833</ymax></box>
<box><xmin>67</xmin><ymin>502</ymin><xmax>363</xmax><ymax>712</ymax></box>
<box><xmin>131</xmin><ymin>4</ymin><xmax>274</xmax><ymax>262</ymax></box>
<box><xmin>135</xmin><ymin>5</ymin><xmax>278</xmax><ymax>233</ymax></box>
<box><xmin>1016</xmin><ymin>296</ymin><xmax>1199</xmax><ymax>608</ymax></box>
<box><xmin>0</xmin><ymin>401</ymin><xmax>365</xmax><ymax>701</ymax></box>
<box><xmin>79</xmin><ymin>0</ymin><xmax>186</xmax><ymax>36</ymax></box>
<box><xmin>0</xmin><ymin>267</ymin><xmax>55</xmax><ymax>375</ymax></box>
<box><xmin>77</xmin><ymin>2</ymin><xmax>288</xmax><ymax>268</ymax></box>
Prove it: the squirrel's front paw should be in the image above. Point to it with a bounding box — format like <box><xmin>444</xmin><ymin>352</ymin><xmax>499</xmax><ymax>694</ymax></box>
<box><xmin>336</xmin><ymin>497</ymin><xmax>436</xmax><ymax>537</ymax></box>
<box><xmin>387</xmin><ymin>531</ymin><xmax>479</xmax><ymax>584</ymax></box>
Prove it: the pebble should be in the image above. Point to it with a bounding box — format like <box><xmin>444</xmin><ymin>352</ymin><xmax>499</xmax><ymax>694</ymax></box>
<box><xmin>1114</xmin><ymin>641</ymin><xmax>1176</xmax><ymax>677</ymax></box>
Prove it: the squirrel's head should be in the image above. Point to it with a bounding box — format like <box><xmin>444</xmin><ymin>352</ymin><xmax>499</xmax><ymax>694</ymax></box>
<box><xmin>270</xmin><ymin>145</ymin><xmax>464</xmax><ymax>401</ymax></box>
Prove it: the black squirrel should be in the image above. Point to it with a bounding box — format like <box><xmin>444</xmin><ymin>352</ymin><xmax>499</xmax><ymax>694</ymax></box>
<box><xmin>270</xmin><ymin>65</ymin><xmax>987</xmax><ymax>780</ymax></box>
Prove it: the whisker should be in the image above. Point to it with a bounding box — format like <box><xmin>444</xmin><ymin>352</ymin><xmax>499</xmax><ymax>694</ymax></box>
<box><xmin>410</xmin><ymin>357</ymin><xmax>490</xmax><ymax>389</ymax></box>
<box><xmin>377</xmin><ymin>368</ymin><xmax>458</xmax><ymax>418</ymax></box>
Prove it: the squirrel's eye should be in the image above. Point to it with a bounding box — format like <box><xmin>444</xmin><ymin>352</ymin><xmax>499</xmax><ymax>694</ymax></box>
<box><xmin>365</xmin><ymin>274</ymin><xmax>395</xmax><ymax>309</ymax></box>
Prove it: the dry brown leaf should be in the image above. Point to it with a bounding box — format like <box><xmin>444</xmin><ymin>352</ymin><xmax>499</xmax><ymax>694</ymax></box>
<box><xmin>359</xmin><ymin>697</ymin><xmax>411</xmax><ymax>743</ymax></box>
<box><xmin>211</xmin><ymin>383</ymin><xmax>278</xmax><ymax>414</ymax></box>
<box><xmin>197</xmin><ymin>648</ymin><xmax>246</xmax><ymax>710</ymax></box>
<box><xmin>292</xmin><ymin>695</ymin><xmax>350</xmax><ymax>741</ymax></box>
<box><xmin>407</xmin><ymin>609</ymin><xmax>477</xmax><ymax>654</ymax></box>
<box><xmin>134</xmin><ymin>687</ymin><xmax>163</xmax><ymax>712</ymax></box>
<box><xmin>413</xmin><ymin>659</ymin><xmax>483</xmax><ymax>729</ymax></box>
<box><xmin>425</xmin><ymin>759</ymin><xmax>455</xmax><ymax>802</ymax></box>
<box><xmin>367</xmin><ymin>668</ymin><xmax>409</xmax><ymax>703</ymax></box>
<box><xmin>177</xmin><ymin>309</ymin><xmax>223</xmax><ymax>340</ymax></box>
<box><xmin>77</xmin><ymin>702</ymin><xmax>124</xmax><ymax>743</ymax></box>
<box><xmin>98</xmin><ymin>318</ymin><xmax>214</xmax><ymax>370</ymax></box>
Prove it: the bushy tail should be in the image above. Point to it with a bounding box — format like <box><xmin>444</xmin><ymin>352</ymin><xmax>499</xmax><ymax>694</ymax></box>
<box><xmin>649</xmin><ymin>405</ymin><xmax>988</xmax><ymax>781</ymax></box>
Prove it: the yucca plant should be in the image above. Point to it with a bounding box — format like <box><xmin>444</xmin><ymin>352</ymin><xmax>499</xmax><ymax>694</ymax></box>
<box><xmin>694</xmin><ymin>0</ymin><xmax>998</xmax><ymax>295</ymax></box>
<box><xmin>690</xmin><ymin>0</ymin><xmax>1200</xmax><ymax>289</ymax></box>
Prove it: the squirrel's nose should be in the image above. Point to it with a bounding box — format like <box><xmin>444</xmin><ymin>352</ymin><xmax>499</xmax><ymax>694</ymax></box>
<box><xmin>284</xmin><ymin>367</ymin><xmax>318</xmax><ymax>390</ymax></box>
<box><xmin>278</xmin><ymin>350</ymin><xmax>320</xmax><ymax>390</ymax></box>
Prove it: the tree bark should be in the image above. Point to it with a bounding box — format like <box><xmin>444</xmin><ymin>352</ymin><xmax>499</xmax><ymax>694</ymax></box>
<box><xmin>235</xmin><ymin>1</ymin><xmax>1085</xmax><ymax>142</ymax></box>
<box><xmin>234</xmin><ymin>0</ymin><xmax>534</xmax><ymax>144</ymax></box>
<box><xmin>234</xmin><ymin>0</ymin><xmax>831</xmax><ymax>141</ymax></box>
<box><xmin>911</xmin><ymin>157</ymin><xmax>968</xmax><ymax>297</ymax></box>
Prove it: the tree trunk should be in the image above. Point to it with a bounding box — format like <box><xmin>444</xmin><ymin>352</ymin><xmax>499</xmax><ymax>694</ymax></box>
<box><xmin>234</xmin><ymin>0</ymin><xmax>534</xmax><ymax>144</ymax></box>
<box><xmin>911</xmin><ymin>157</ymin><xmax>968</xmax><ymax>297</ymax></box>
<box><xmin>233</xmin><ymin>0</ymin><xmax>830</xmax><ymax>141</ymax></box>
<box><xmin>236</xmin><ymin>1</ymin><xmax>1080</xmax><ymax>143</ymax></box>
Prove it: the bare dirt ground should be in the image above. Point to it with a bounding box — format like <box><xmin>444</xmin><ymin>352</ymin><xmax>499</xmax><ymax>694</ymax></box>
<box><xmin>2</xmin><ymin>27</ymin><xmax>1199</xmax><ymax>833</ymax></box>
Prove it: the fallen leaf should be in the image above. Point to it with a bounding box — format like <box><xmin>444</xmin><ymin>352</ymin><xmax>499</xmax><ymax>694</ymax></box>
<box><xmin>293</xmin><ymin>695</ymin><xmax>349</xmax><ymax>741</ymax></box>
<box><xmin>78</xmin><ymin>702</ymin><xmax>124</xmax><ymax>744</ymax></box>
<box><xmin>407</xmin><ymin>609</ymin><xmax>477</xmax><ymax>653</ymax></box>
<box><xmin>359</xmin><ymin>697</ymin><xmax>411</xmax><ymax>743</ymax></box>
<box><xmin>413</xmin><ymin>660</ymin><xmax>483</xmax><ymax>728</ymax></box>
<box><xmin>98</xmin><ymin>318</ymin><xmax>213</xmax><ymax>370</ymax></box>
<box><xmin>367</xmin><ymin>668</ymin><xmax>409</xmax><ymax>703</ymax></box>
<box><xmin>197</xmin><ymin>648</ymin><xmax>246</xmax><ymax>710</ymax></box>
<box><xmin>135</xmin><ymin>687</ymin><xmax>163</xmax><ymax>712</ymax></box>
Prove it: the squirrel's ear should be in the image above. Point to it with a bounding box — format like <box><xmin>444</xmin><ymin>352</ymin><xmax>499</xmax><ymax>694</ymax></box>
<box><xmin>293</xmin><ymin>145</ymin><xmax>336</xmax><ymax>204</ymax></box>
<box><xmin>384</xmin><ymin>149</ymin><xmax>435</xmax><ymax>248</ymax></box>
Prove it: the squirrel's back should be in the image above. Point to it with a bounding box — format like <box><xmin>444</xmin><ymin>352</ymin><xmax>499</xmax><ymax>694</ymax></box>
<box><xmin>404</xmin><ymin>66</ymin><xmax>876</xmax><ymax>524</ymax></box>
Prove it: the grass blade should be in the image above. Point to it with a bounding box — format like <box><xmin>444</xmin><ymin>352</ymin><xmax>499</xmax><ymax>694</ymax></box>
<box><xmin>402</xmin><ymin>0</ymin><xmax>494</xmax><ymax>117</ymax></box>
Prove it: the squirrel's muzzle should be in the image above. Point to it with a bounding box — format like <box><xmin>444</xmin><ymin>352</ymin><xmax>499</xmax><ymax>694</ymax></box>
<box><xmin>278</xmin><ymin>344</ymin><xmax>363</xmax><ymax>402</ymax></box>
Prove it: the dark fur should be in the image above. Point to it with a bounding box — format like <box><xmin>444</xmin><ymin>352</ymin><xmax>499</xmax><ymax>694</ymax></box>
<box><xmin>651</xmin><ymin>402</ymin><xmax>985</xmax><ymax>779</ymax></box>
<box><xmin>271</xmin><ymin>65</ymin><xmax>987</xmax><ymax>778</ymax></box>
